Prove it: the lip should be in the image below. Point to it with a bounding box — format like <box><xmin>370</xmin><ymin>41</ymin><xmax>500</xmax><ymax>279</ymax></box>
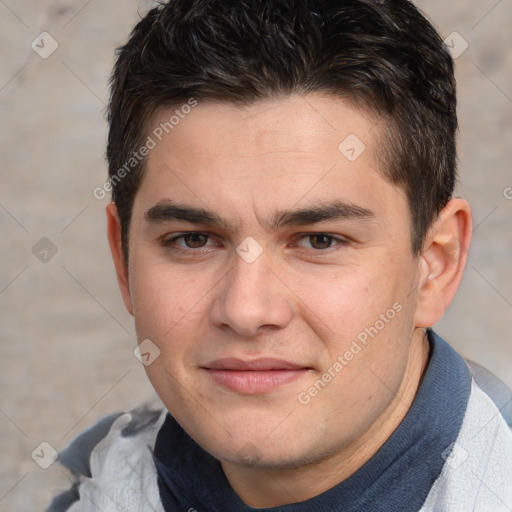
<box><xmin>205</xmin><ymin>358</ymin><xmax>306</xmax><ymax>371</ymax></box>
<box><xmin>202</xmin><ymin>358</ymin><xmax>310</xmax><ymax>394</ymax></box>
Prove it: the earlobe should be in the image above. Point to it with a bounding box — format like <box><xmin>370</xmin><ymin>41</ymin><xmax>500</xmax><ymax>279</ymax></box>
<box><xmin>414</xmin><ymin>198</ymin><xmax>472</xmax><ymax>328</ymax></box>
<box><xmin>106</xmin><ymin>203</ymin><xmax>134</xmax><ymax>316</ymax></box>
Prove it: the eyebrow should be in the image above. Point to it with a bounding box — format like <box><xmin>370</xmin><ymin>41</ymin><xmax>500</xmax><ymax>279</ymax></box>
<box><xmin>144</xmin><ymin>199</ymin><xmax>375</xmax><ymax>231</ymax></box>
<box><xmin>274</xmin><ymin>201</ymin><xmax>375</xmax><ymax>228</ymax></box>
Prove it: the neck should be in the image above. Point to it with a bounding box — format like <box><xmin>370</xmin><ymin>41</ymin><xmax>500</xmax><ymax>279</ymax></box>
<box><xmin>221</xmin><ymin>328</ymin><xmax>431</xmax><ymax>507</ymax></box>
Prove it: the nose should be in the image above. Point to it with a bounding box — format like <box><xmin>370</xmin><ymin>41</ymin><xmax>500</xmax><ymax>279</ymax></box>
<box><xmin>209</xmin><ymin>248</ymin><xmax>294</xmax><ymax>338</ymax></box>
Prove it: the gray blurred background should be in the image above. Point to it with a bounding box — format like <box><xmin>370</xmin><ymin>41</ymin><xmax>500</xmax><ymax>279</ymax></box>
<box><xmin>0</xmin><ymin>1</ymin><xmax>511</xmax><ymax>510</ymax></box>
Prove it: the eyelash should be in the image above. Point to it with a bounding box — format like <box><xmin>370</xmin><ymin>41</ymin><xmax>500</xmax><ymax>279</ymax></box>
<box><xmin>159</xmin><ymin>232</ymin><xmax>349</xmax><ymax>254</ymax></box>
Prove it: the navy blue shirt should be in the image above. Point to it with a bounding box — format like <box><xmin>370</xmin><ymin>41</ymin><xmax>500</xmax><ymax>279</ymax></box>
<box><xmin>154</xmin><ymin>330</ymin><xmax>472</xmax><ymax>511</ymax></box>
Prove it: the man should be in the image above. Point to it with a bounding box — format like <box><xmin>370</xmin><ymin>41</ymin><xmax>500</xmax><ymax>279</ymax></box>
<box><xmin>47</xmin><ymin>0</ymin><xmax>512</xmax><ymax>510</ymax></box>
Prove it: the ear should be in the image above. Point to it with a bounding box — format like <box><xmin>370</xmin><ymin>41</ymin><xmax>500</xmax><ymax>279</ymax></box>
<box><xmin>414</xmin><ymin>198</ymin><xmax>472</xmax><ymax>328</ymax></box>
<box><xmin>106</xmin><ymin>203</ymin><xmax>134</xmax><ymax>316</ymax></box>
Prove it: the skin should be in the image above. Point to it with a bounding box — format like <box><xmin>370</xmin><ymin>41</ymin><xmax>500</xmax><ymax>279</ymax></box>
<box><xmin>107</xmin><ymin>94</ymin><xmax>472</xmax><ymax>507</ymax></box>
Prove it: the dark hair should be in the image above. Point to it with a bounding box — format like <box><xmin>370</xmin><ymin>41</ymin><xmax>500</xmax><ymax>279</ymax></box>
<box><xmin>106</xmin><ymin>0</ymin><xmax>457</xmax><ymax>262</ymax></box>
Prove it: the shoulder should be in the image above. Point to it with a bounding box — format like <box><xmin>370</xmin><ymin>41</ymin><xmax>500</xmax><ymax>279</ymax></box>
<box><xmin>465</xmin><ymin>359</ymin><xmax>512</xmax><ymax>427</ymax></box>
<box><xmin>45</xmin><ymin>401</ymin><xmax>167</xmax><ymax>512</ymax></box>
<box><xmin>420</xmin><ymin>378</ymin><xmax>512</xmax><ymax>511</ymax></box>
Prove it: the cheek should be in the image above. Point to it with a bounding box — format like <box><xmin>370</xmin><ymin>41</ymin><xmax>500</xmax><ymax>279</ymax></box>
<box><xmin>128</xmin><ymin>260</ymin><xmax>211</xmax><ymax>412</ymax></box>
<box><xmin>289</xmin><ymin>263</ymin><xmax>393</xmax><ymax>343</ymax></box>
<box><xmin>129</xmin><ymin>255</ymin><xmax>210</xmax><ymax>351</ymax></box>
<box><xmin>293</xmin><ymin>259</ymin><xmax>413</xmax><ymax>384</ymax></box>
<box><xmin>295</xmin><ymin>280</ymin><xmax>412</xmax><ymax>439</ymax></box>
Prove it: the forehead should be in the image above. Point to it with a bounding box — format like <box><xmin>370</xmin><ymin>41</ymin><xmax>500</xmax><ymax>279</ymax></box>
<box><xmin>136</xmin><ymin>94</ymin><xmax>407</xmax><ymax>229</ymax></box>
<box><xmin>147</xmin><ymin>94</ymin><xmax>380</xmax><ymax>163</ymax></box>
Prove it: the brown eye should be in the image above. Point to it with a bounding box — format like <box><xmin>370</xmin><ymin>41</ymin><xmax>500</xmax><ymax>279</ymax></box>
<box><xmin>309</xmin><ymin>234</ymin><xmax>335</xmax><ymax>250</ymax></box>
<box><xmin>182</xmin><ymin>233</ymin><xmax>209</xmax><ymax>248</ymax></box>
<box><xmin>294</xmin><ymin>233</ymin><xmax>348</xmax><ymax>252</ymax></box>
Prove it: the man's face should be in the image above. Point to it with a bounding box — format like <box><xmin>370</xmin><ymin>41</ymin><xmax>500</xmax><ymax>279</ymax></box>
<box><xmin>124</xmin><ymin>94</ymin><xmax>423</xmax><ymax>468</ymax></box>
